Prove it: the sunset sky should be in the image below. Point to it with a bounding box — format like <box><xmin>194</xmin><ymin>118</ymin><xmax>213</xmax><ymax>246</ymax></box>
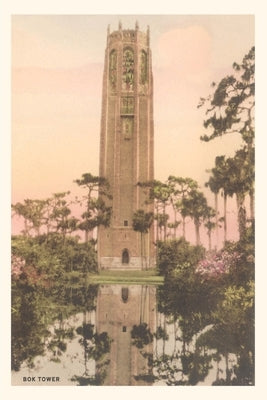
<box><xmin>11</xmin><ymin>14</ymin><xmax>254</xmax><ymax>242</ymax></box>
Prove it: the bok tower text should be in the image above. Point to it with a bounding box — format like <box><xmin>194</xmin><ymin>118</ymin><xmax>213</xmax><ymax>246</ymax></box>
<box><xmin>98</xmin><ymin>22</ymin><xmax>154</xmax><ymax>270</ymax></box>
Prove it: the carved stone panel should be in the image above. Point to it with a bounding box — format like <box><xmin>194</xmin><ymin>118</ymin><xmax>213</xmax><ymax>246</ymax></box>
<box><xmin>121</xmin><ymin>97</ymin><xmax>134</xmax><ymax>115</ymax></box>
<box><xmin>122</xmin><ymin>48</ymin><xmax>134</xmax><ymax>91</ymax></box>
<box><xmin>121</xmin><ymin>116</ymin><xmax>134</xmax><ymax>139</ymax></box>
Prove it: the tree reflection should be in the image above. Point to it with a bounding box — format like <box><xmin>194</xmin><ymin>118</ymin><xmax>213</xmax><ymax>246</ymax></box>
<box><xmin>196</xmin><ymin>281</ymin><xmax>254</xmax><ymax>385</ymax></box>
<box><xmin>11</xmin><ymin>280</ymin><xmax>99</xmax><ymax>372</ymax></box>
<box><xmin>12</xmin><ymin>282</ymin><xmax>47</xmax><ymax>371</ymax></box>
<box><xmin>131</xmin><ymin>323</ymin><xmax>153</xmax><ymax>349</ymax></box>
<box><xmin>70</xmin><ymin>369</ymin><xmax>108</xmax><ymax>386</ymax></box>
<box><xmin>131</xmin><ymin>273</ymin><xmax>254</xmax><ymax>385</ymax></box>
<box><xmin>71</xmin><ymin>322</ymin><xmax>111</xmax><ymax>385</ymax></box>
<box><xmin>47</xmin><ymin>318</ymin><xmax>75</xmax><ymax>363</ymax></box>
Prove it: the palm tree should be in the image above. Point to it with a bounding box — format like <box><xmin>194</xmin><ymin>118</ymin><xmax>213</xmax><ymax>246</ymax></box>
<box><xmin>74</xmin><ymin>173</ymin><xmax>111</xmax><ymax>242</ymax></box>
<box><xmin>153</xmin><ymin>181</ymin><xmax>171</xmax><ymax>241</ymax></box>
<box><xmin>212</xmin><ymin>156</ymin><xmax>231</xmax><ymax>243</ymax></box>
<box><xmin>168</xmin><ymin>176</ymin><xmax>198</xmax><ymax>239</ymax></box>
<box><xmin>226</xmin><ymin>148</ymin><xmax>254</xmax><ymax>240</ymax></box>
<box><xmin>138</xmin><ymin>180</ymin><xmax>170</xmax><ymax>242</ymax></box>
<box><xmin>181</xmin><ymin>189</ymin><xmax>210</xmax><ymax>246</ymax></box>
<box><xmin>205</xmin><ymin>173</ymin><xmax>221</xmax><ymax>249</ymax></box>
<box><xmin>167</xmin><ymin>176</ymin><xmax>181</xmax><ymax>239</ymax></box>
<box><xmin>204</xmin><ymin>206</ymin><xmax>216</xmax><ymax>251</ymax></box>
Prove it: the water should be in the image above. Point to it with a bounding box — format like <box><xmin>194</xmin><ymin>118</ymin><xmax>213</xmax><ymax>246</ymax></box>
<box><xmin>11</xmin><ymin>282</ymin><xmax>254</xmax><ymax>386</ymax></box>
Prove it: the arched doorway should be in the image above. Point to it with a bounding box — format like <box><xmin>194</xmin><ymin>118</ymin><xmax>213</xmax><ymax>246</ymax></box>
<box><xmin>122</xmin><ymin>249</ymin><xmax>129</xmax><ymax>264</ymax></box>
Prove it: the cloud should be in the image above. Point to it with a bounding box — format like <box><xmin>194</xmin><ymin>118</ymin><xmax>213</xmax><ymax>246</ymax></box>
<box><xmin>157</xmin><ymin>25</ymin><xmax>212</xmax><ymax>76</ymax></box>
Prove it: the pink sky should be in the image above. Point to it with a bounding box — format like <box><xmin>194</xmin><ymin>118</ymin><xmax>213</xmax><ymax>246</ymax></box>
<box><xmin>11</xmin><ymin>15</ymin><xmax>254</xmax><ymax>245</ymax></box>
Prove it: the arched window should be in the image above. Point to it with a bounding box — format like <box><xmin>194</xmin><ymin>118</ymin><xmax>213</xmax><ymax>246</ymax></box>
<box><xmin>109</xmin><ymin>49</ymin><xmax>117</xmax><ymax>90</ymax></box>
<box><xmin>121</xmin><ymin>287</ymin><xmax>129</xmax><ymax>303</ymax></box>
<box><xmin>122</xmin><ymin>48</ymin><xmax>134</xmax><ymax>90</ymax></box>
<box><xmin>140</xmin><ymin>50</ymin><xmax>147</xmax><ymax>84</ymax></box>
<box><xmin>122</xmin><ymin>249</ymin><xmax>129</xmax><ymax>264</ymax></box>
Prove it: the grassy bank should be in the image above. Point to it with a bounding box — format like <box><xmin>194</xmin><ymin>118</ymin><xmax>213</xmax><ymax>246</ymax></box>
<box><xmin>85</xmin><ymin>269</ymin><xmax>164</xmax><ymax>285</ymax></box>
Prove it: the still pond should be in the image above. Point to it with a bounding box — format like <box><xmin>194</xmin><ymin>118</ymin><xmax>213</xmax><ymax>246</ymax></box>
<box><xmin>12</xmin><ymin>282</ymin><xmax>254</xmax><ymax>386</ymax></box>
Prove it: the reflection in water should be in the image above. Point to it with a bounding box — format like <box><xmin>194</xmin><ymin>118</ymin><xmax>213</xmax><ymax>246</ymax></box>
<box><xmin>11</xmin><ymin>281</ymin><xmax>254</xmax><ymax>386</ymax></box>
<box><xmin>96</xmin><ymin>285</ymin><xmax>156</xmax><ymax>385</ymax></box>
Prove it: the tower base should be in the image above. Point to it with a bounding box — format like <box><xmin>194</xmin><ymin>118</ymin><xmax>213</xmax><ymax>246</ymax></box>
<box><xmin>99</xmin><ymin>257</ymin><xmax>155</xmax><ymax>271</ymax></box>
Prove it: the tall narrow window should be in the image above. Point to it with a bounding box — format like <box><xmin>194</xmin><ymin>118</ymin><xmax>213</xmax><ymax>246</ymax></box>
<box><xmin>121</xmin><ymin>287</ymin><xmax>129</xmax><ymax>303</ymax></box>
<box><xmin>109</xmin><ymin>49</ymin><xmax>117</xmax><ymax>90</ymax></box>
<box><xmin>122</xmin><ymin>48</ymin><xmax>134</xmax><ymax>91</ymax></box>
<box><xmin>122</xmin><ymin>249</ymin><xmax>129</xmax><ymax>264</ymax></box>
<box><xmin>140</xmin><ymin>50</ymin><xmax>147</xmax><ymax>84</ymax></box>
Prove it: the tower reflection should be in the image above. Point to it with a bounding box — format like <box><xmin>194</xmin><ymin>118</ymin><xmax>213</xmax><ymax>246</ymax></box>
<box><xmin>96</xmin><ymin>285</ymin><xmax>156</xmax><ymax>385</ymax></box>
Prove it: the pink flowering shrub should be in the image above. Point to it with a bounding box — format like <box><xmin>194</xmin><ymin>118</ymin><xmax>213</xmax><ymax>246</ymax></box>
<box><xmin>196</xmin><ymin>250</ymin><xmax>241</xmax><ymax>279</ymax></box>
<box><xmin>11</xmin><ymin>255</ymin><xmax>25</xmax><ymax>278</ymax></box>
<box><xmin>11</xmin><ymin>254</ymin><xmax>48</xmax><ymax>286</ymax></box>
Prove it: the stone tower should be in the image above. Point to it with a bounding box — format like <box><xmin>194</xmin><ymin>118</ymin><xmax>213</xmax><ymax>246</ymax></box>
<box><xmin>98</xmin><ymin>22</ymin><xmax>154</xmax><ymax>270</ymax></box>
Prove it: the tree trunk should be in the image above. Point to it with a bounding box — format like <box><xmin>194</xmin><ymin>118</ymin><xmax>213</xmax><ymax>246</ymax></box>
<box><xmin>46</xmin><ymin>210</ymin><xmax>51</xmax><ymax>235</ymax></box>
<box><xmin>140</xmin><ymin>285</ymin><xmax>144</xmax><ymax>324</ymax></box>
<box><xmin>173</xmin><ymin>321</ymin><xmax>178</xmax><ymax>355</ymax></box>
<box><xmin>156</xmin><ymin>204</ymin><xmax>159</xmax><ymax>243</ymax></box>
<box><xmin>216</xmin><ymin>356</ymin><xmax>220</xmax><ymax>381</ymax></box>
<box><xmin>174</xmin><ymin>208</ymin><xmax>177</xmax><ymax>239</ymax></box>
<box><xmin>236</xmin><ymin>193</ymin><xmax>246</xmax><ymax>240</ymax></box>
<box><xmin>24</xmin><ymin>220</ymin><xmax>29</xmax><ymax>237</ymax></box>
<box><xmin>223</xmin><ymin>192</ymin><xmax>227</xmax><ymax>243</ymax></box>
<box><xmin>249</xmin><ymin>189</ymin><xmax>254</xmax><ymax>222</ymax></box>
<box><xmin>163</xmin><ymin>315</ymin><xmax>166</xmax><ymax>355</ymax></box>
<box><xmin>215</xmin><ymin>192</ymin><xmax>219</xmax><ymax>249</ymax></box>
<box><xmin>182</xmin><ymin>216</ymin><xmax>186</xmax><ymax>239</ymax></box>
<box><xmin>140</xmin><ymin>232</ymin><xmax>144</xmax><ymax>270</ymax></box>
<box><xmin>155</xmin><ymin>307</ymin><xmax>159</xmax><ymax>357</ymax></box>
<box><xmin>143</xmin><ymin>233</ymin><xmax>147</xmax><ymax>270</ymax></box>
<box><xmin>194</xmin><ymin>219</ymin><xmax>201</xmax><ymax>246</ymax></box>
<box><xmin>163</xmin><ymin>206</ymin><xmax>167</xmax><ymax>241</ymax></box>
<box><xmin>208</xmin><ymin>231</ymin><xmax>212</xmax><ymax>251</ymax></box>
<box><xmin>225</xmin><ymin>352</ymin><xmax>231</xmax><ymax>384</ymax></box>
<box><xmin>82</xmin><ymin>310</ymin><xmax>89</xmax><ymax>375</ymax></box>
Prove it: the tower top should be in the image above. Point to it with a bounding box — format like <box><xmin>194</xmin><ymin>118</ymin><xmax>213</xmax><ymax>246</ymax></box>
<box><xmin>107</xmin><ymin>23</ymin><xmax>150</xmax><ymax>47</ymax></box>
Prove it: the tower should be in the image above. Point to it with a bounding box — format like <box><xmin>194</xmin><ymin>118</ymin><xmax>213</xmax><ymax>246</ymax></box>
<box><xmin>98</xmin><ymin>22</ymin><xmax>154</xmax><ymax>270</ymax></box>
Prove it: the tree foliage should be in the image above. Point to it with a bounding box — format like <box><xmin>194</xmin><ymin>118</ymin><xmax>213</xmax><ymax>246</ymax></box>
<box><xmin>201</xmin><ymin>47</ymin><xmax>255</xmax><ymax>240</ymax></box>
<box><xmin>199</xmin><ymin>46</ymin><xmax>254</xmax><ymax>147</ymax></box>
<box><xmin>75</xmin><ymin>173</ymin><xmax>112</xmax><ymax>242</ymax></box>
<box><xmin>157</xmin><ymin>237</ymin><xmax>205</xmax><ymax>277</ymax></box>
